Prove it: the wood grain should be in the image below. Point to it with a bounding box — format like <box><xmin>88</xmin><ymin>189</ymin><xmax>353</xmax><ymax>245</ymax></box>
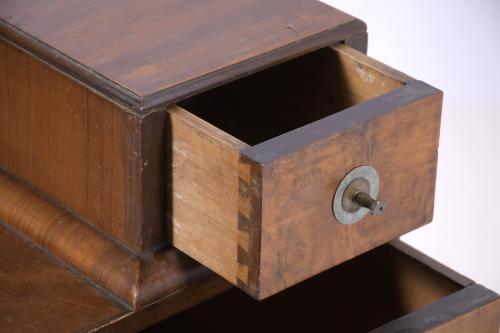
<box><xmin>0</xmin><ymin>39</ymin><xmax>173</xmax><ymax>252</ymax></box>
<box><xmin>167</xmin><ymin>106</ymin><xmax>247</xmax><ymax>283</ymax></box>
<box><xmin>0</xmin><ymin>40</ymin><xmax>8</xmax><ymax>166</ymax></box>
<box><xmin>236</xmin><ymin>155</ymin><xmax>263</xmax><ymax>292</ymax></box>
<box><xmin>0</xmin><ymin>223</ymin><xmax>126</xmax><ymax>333</ymax></box>
<box><xmin>334</xmin><ymin>43</ymin><xmax>413</xmax><ymax>103</ymax></box>
<box><xmin>250</xmin><ymin>83</ymin><xmax>442</xmax><ymax>298</ymax></box>
<box><xmin>171</xmin><ymin>44</ymin><xmax>442</xmax><ymax>299</ymax></box>
<box><xmin>0</xmin><ymin>0</ymin><xmax>365</xmax><ymax>110</ymax></box>
<box><xmin>0</xmin><ymin>170</ymin><xmax>224</xmax><ymax>308</ymax></box>
<box><xmin>0</xmin><ymin>220</ymin><xmax>229</xmax><ymax>333</ymax></box>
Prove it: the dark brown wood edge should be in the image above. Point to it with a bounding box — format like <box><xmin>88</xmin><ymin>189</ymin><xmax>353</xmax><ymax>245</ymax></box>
<box><xmin>0</xmin><ymin>25</ymin><xmax>139</xmax><ymax>110</ymax></box>
<box><xmin>389</xmin><ymin>239</ymin><xmax>474</xmax><ymax>288</ymax></box>
<box><xmin>344</xmin><ymin>31</ymin><xmax>368</xmax><ymax>54</ymax></box>
<box><xmin>241</xmin><ymin>80</ymin><xmax>441</xmax><ymax>164</ymax></box>
<box><xmin>141</xmin><ymin>19</ymin><xmax>367</xmax><ymax>111</ymax></box>
<box><xmin>0</xmin><ymin>18</ymin><xmax>366</xmax><ymax>114</ymax></box>
<box><xmin>96</xmin><ymin>277</ymin><xmax>230</xmax><ymax>333</ymax></box>
<box><xmin>0</xmin><ymin>171</ymin><xmax>221</xmax><ymax>309</ymax></box>
<box><xmin>369</xmin><ymin>283</ymin><xmax>500</xmax><ymax>332</ymax></box>
<box><xmin>236</xmin><ymin>156</ymin><xmax>263</xmax><ymax>299</ymax></box>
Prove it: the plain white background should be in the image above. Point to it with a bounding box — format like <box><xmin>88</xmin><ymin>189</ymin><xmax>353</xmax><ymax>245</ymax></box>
<box><xmin>322</xmin><ymin>0</ymin><xmax>500</xmax><ymax>292</ymax></box>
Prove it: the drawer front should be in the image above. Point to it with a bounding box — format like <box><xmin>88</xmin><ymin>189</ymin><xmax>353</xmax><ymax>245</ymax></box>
<box><xmin>143</xmin><ymin>241</ymin><xmax>500</xmax><ymax>332</ymax></box>
<box><xmin>168</xmin><ymin>44</ymin><xmax>443</xmax><ymax>299</ymax></box>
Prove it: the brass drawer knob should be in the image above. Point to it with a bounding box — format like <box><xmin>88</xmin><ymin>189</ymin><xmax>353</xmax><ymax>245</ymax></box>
<box><xmin>333</xmin><ymin>166</ymin><xmax>387</xmax><ymax>224</ymax></box>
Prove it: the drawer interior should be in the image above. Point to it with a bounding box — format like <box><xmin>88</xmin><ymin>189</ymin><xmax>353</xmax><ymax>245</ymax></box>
<box><xmin>178</xmin><ymin>44</ymin><xmax>407</xmax><ymax>145</ymax></box>
<box><xmin>143</xmin><ymin>243</ymin><xmax>463</xmax><ymax>332</ymax></box>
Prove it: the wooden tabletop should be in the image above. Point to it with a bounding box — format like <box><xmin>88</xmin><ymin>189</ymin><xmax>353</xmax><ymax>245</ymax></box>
<box><xmin>0</xmin><ymin>0</ymin><xmax>365</xmax><ymax>110</ymax></box>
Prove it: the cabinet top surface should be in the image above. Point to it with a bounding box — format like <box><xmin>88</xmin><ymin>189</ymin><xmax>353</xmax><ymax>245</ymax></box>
<box><xmin>0</xmin><ymin>0</ymin><xmax>364</xmax><ymax>110</ymax></box>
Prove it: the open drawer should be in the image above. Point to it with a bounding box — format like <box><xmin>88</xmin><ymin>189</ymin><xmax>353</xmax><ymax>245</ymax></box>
<box><xmin>144</xmin><ymin>241</ymin><xmax>500</xmax><ymax>332</ymax></box>
<box><xmin>167</xmin><ymin>44</ymin><xmax>443</xmax><ymax>299</ymax></box>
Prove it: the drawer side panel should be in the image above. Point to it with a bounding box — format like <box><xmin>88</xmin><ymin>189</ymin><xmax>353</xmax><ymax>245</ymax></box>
<box><xmin>167</xmin><ymin>106</ymin><xmax>246</xmax><ymax>284</ymax></box>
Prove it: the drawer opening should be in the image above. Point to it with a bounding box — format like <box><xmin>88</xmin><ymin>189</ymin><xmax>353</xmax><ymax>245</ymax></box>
<box><xmin>178</xmin><ymin>45</ymin><xmax>407</xmax><ymax>146</ymax></box>
<box><xmin>143</xmin><ymin>244</ymin><xmax>463</xmax><ymax>332</ymax></box>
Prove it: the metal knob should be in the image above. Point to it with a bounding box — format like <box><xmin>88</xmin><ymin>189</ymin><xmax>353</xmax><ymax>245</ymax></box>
<box><xmin>333</xmin><ymin>166</ymin><xmax>387</xmax><ymax>225</ymax></box>
<box><xmin>352</xmin><ymin>191</ymin><xmax>387</xmax><ymax>216</ymax></box>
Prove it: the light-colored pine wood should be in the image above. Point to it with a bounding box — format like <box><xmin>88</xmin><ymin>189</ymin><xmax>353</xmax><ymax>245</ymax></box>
<box><xmin>168</xmin><ymin>105</ymin><xmax>247</xmax><ymax>284</ymax></box>
<box><xmin>332</xmin><ymin>43</ymin><xmax>413</xmax><ymax>104</ymax></box>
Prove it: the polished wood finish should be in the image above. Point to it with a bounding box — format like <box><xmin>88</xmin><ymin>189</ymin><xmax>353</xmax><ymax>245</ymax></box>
<box><xmin>0</xmin><ymin>221</ymin><xmax>229</xmax><ymax>333</ymax></box>
<box><xmin>0</xmin><ymin>39</ymin><xmax>172</xmax><ymax>252</ymax></box>
<box><xmin>0</xmin><ymin>0</ymin><xmax>368</xmax><ymax>253</ymax></box>
<box><xmin>0</xmin><ymin>0</ymin><xmax>369</xmax><ymax>257</ymax></box>
<box><xmin>0</xmin><ymin>171</ymin><xmax>229</xmax><ymax>308</ymax></box>
<box><xmin>0</xmin><ymin>224</ymin><xmax>126</xmax><ymax>333</ymax></box>
<box><xmin>0</xmin><ymin>0</ymin><xmax>365</xmax><ymax>110</ymax></box>
<box><xmin>169</xmin><ymin>44</ymin><xmax>442</xmax><ymax>299</ymax></box>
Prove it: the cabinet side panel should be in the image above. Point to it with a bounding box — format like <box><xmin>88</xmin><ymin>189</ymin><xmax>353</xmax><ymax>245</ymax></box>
<box><xmin>0</xmin><ymin>39</ymin><xmax>142</xmax><ymax>250</ymax></box>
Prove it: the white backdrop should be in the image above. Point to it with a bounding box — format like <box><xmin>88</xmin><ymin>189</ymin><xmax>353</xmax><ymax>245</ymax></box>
<box><xmin>322</xmin><ymin>0</ymin><xmax>500</xmax><ymax>292</ymax></box>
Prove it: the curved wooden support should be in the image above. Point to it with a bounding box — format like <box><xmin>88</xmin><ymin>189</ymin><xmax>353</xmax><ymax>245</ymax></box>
<box><xmin>0</xmin><ymin>171</ymin><xmax>229</xmax><ymax>308</ymax></box>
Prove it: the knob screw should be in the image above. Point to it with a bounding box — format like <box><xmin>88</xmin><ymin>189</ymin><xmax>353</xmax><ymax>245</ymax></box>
<box><xmin>352</xmin><ymin>191</ymin><xmax>387</xmax><ymax>216</ymax></box>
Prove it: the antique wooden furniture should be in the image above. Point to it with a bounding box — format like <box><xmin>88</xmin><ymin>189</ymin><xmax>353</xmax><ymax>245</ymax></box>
<box><xmin>0</xmin><ymin>1</ymin><xmax>498</xmax><ymax>332</ymax></box>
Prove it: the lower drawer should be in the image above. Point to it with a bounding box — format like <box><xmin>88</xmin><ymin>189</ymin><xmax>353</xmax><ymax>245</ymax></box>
<box><xmin>143</xmin><ymin>240</ymin><xmax>499</xmax><ymax>332</ymax></box>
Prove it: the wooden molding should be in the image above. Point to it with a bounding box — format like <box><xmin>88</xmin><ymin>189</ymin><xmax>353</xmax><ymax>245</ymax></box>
<box><xmin>0</xmin><ymin>171</ymin><xmax>228</xmax><ymax>308</ymax></box>
<box><xmin>0</xmin><ymin>1</ymin><xmax>366</xmax><ymax>112</ymax></box>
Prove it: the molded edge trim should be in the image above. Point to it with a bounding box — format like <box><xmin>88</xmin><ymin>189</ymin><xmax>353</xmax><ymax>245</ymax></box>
<box><xmin>0</xmin><ymin>18</ymin><xmax>366</xmax><ymax>114</ymax></box>
<box><xmin>242</xmin><ymin>81</ymin><xmax>442</xmax><ymax>165</ymax></box>
<box><xmin>0</xmin><ymin>171</ymin><xmax>220</xmax><ymax>309</ymax></box>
